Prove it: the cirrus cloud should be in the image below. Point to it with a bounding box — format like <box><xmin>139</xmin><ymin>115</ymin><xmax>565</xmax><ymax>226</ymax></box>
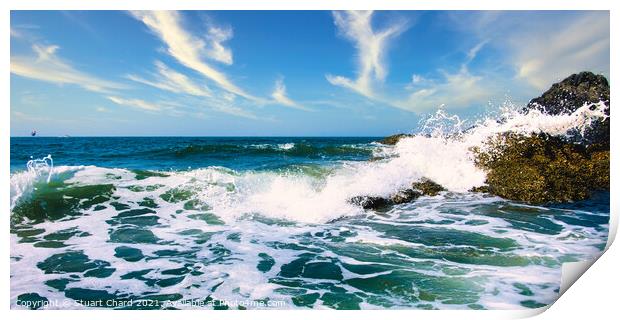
<box><xmin>130</xmin><ymin>11</ymin><xmax>258</xmax><ymax>101</ymax></box>
<box><xmin>11</xmin><ymin>44</ymin><xmax>125</xmax><ymax>93</ymax></box>
<box><xmin>326</xmin><ymin>11</ymin><xmax>407</xmax><ymax>99</ymax></box>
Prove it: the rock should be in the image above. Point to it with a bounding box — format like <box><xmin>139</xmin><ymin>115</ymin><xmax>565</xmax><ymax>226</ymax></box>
<box><xmin>390</xmin><ymin>189</ymin><xmax>422</xmax><ymax>204</ymax></box>
<box><xmin>349</xmin><ymin>179</ymin><xmax>444</xmax><ymax>210</ymax></box>
<box><xmin>349</xmin><ymin>196</ymin><xmax>391</xmax><ymax>210</ymax></box>
<box><xmin>526</xmin><ymin>71</ymin><xmax>609</xmax><ymax>147</ymax></box>
<box><xmin>472</xmin><ymin>133</ymin><xmax>609</xmax><ymax>204</ymax></box>
<box><xmin>471</xmin><ymin>72</ymin><xmax>610</xmax><ymax>204</ymax></box>
<box><xmin>469</xmin><ymin>186</ymin><xmax>490</xmax><ymax>193</ymax></box>
<box><xmin>411</xmin><ymin>179</ymin><xmax>445</xmax><ymax>196</ymax></box>
<box><xmin>379</xmin><ymin>134</ymin><xmax>411</xmax><ymax>145</ymax></box>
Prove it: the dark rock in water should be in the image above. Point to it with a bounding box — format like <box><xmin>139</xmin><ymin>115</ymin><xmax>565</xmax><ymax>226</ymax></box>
<box><xmin>411</xmin><ymin>179</ymin><xmax>445</xmax><ymax>196</ymax></box>
<box><xmin>469</xmin><ymin>185</ymin><xmax>490</xmax><ymax>193</ymax></box>
<box><xmin>471</xmin><ymin>72</ymin><xmax>610</xmax><ymax>204</ymax></box>
<box><xmin>349</xmin><ymin>196</ymin><xmax>392</xmax><ymax>210</ymax></box>
<box><xmin>391</xmin><ymin>189</ymin><xmax>422</xmax><ymax>204</ymax></box>
<box><xmin>473</xmin><ymin>133</ymin><xmax>609</xmax><ymax>204</ymax></box>
<box><xmin>349</xmin><ymin>179</ymin><xmax>445</xmax><ymax>210</ymax></box>
<box><xmin>526</xmin><ymin>71</ymin><xmax>610</xmax><ymax>147</ymax></box>
<box><xmin>379</xmin><ymin>133</ymin><xmax>411</xmax><ymax>145</ymax></box>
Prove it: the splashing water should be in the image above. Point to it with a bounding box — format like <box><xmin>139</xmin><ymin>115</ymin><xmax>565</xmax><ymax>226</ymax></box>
<box><xmin>418</xmin><ymin>108</ymin><xmax>467</xmax><ymax>138</ymax></box>
<box><xmin>27</xmin><ymin>154</ymin><xmax>54</xmax><ymax>183</ymax></box>
<box><xmin>9</xmin><ymin>103</ymin><xmax>609</xmax><ymax>310</ymax></box>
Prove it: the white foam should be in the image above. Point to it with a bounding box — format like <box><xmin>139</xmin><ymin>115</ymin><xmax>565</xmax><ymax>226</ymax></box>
<box><xmin>9</xmin><ymin>102</ymin><xmax>609</xmax><ymax>309</ymax></box>
<box><xmin>278</xmin><ymin>143</ymin><xmax>295</xmax><ymax>150</ymax></box>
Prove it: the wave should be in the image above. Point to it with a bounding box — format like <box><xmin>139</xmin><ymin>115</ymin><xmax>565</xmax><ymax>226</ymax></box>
<box><xmin>10</xmin><ymin>102</ymin><xmax>608</xmax><ymax>223</ymax></box>
<box><xmin>115</xmin><ymin>142</ymin><xmax>375</xmax><ymax>160</ymax></box>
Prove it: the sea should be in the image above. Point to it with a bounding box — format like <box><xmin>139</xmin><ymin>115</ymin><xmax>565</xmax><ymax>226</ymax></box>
<box><xmin>9</xmin><ymin>104</ymin><xmax>610</xmax><ymax>310</ymax></box>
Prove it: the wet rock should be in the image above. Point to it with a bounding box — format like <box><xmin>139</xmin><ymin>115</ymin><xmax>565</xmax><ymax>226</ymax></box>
<box><xmin>390</xmin><ymin>189</ymin><xmax>422</xmax><ymax>204</ymax></box>
<box><xmin>349</xmin><ymin>179</ymin><xmax>445</xmax><ymax>210</ymax></box>
<box><xmin>379</xmin><ymin>133</ymin><xmax>411</xmax><ymax>145</ymax></box>
<box><xmin>526</xmin><ymin>71</ymin><xmax>609</xmax><ymax>147</ymax></box>
<box><xmin>473</xmin><ymin>133</ymin><xmax>609</xmax><ymax>204</ymax></box>
<box><xmin>469</xmin><ymin>186</ymin><xmax>490</xmax><ymax>193</ymax></box>
<box><xmin>471</xmin><ymin>72</ymin><xmax>610</xmax><ymax>204</ymax></box>
<box><xmin>349</xmin><ymin>196</ymin><xmax>392</xmax><ymax>210</ymax></box>
<box><xmin>411</xmin><ymin>179</ymin><xmax>445</xmax><ymax>196</ymax></box>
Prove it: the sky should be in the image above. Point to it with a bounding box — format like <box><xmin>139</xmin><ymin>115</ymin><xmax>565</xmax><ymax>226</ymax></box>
<box><xmin>10</xmin><ymin>10</ymin><xmax>610</xmax><ymax>136</ymax></box>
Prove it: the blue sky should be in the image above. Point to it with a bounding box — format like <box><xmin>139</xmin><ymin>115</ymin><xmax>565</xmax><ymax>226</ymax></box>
<box><xmin>10</xmin><ymin>10</ymin><xmax>609</xmax><ymax>136</ymax></box>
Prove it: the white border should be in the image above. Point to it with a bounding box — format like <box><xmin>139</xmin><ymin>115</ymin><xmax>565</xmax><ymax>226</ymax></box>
<box><xmin>3</xmin><ymin>1</ymin><xmax>617</xmax><ymax>319</ymax></box>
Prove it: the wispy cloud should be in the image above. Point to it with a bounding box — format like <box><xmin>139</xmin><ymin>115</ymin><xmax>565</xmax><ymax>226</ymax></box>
<box><xmin>271</xmin><ymin>78</ymin><xmax>309</xmax><ymax>111</ymax></box>
<box><xmin>396</xmin><ymin>67</ymin><xmax>496</xmax><ymax>112</ymax></box>
<box><xmin>127</xmin><ymin>61</ymin><xmax>212</xmax><ymax>97</ymax></box>
<box><xmin>327</xmin><ymin>12</ymin><xmax>494</xmax><ymax>113</ymax></box>
<box><xmin>207</xmin><ymin>100</ymin><xmax>262</xmax><ymax>119</ymax></box>
<box><xmin>509</xmin><ymin>13</ymin><xmax>609</xmax><ymax>90</ymax></box>
<box><xmin>107</xmin><ymin>96</ymin><xmax>162</xmax><ymax>111</ymax></box>
<box><xmin>326</xmin><ymin>11</ymin><xmax>406</xmax><ymax>99</ymax></box>
<box><xmin>11</xmin><ymin>44</ymin><xmax>125</xmax><ymax>93</ymax></box>
<box><xmin>130</xmin><ymin>11</ymin><xmax>258</xmax><ymax>101</ymax></box>
<box><xmin>448</xmin><ymin>11</ymin><xmax>610</xmax><ymax>90</ymax></box>
<box><xmin>205</xmin><ymin>25</ymin><xmax>234</xmax><ymax>65</ymax></box>
<box><xmin>396</xmin><ymin>41</ymin><xmax>497</xmax><ymax>111</ymax></box>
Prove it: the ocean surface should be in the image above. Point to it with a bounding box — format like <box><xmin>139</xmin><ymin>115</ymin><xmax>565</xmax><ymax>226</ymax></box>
<box><xmin>9</xmin><ymin>105</ymin><xmax>610</xmax><ymax>310</ymax></box>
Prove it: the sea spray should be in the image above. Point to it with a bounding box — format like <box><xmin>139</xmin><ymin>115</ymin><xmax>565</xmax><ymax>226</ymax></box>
<box><xmin>27</xmin><ymin>154</ymin><xmax>54</xmax><ymax>183</ymax></box>
<box><xmin>10</xmin><ymin>155</ymin><xmax>55</xmax><ymax>210</ymax></box>
<box><xmin>8</xmin><ymin>102</ymin><xmax>608</xmax><ymax>223</ymax></box>
<box><xmin>8</xmin><ymin>102</ymin><xmax>610</xmax><ymax>309</ymax></box>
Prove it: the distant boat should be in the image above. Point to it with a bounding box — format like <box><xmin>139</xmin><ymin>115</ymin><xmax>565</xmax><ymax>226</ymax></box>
<box><xmin>31</xmin><ymin>130</ymin><xmax>37</xmax><ymax>137</ymax></box>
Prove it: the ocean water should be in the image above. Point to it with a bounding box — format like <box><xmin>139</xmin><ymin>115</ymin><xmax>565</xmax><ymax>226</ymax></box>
<box><xmin>9</xmin><ymin>105</ymin><xmax>610</xmax><ymax>310</ymax></box>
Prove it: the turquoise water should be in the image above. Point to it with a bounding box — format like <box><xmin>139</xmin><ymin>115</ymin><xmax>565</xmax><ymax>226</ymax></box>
<box><xmin>10</xmin><ymin>137</ymin><xmax>609</xmax><ymax>310</ymax></box>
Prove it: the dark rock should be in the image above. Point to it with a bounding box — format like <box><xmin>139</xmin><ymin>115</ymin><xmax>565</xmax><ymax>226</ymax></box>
<box><xmin>469</xmin><ymin>186</ymin><xmax>490</xmax><ymax>193</ymax></box>
<box><xmin>526</xmin><ymin>71</ymin><xmax>609</xmax><ymax>147</ymax></box>
<box><xmin>411</xmin><ymin>179</ymin><xmax>445</xmax><ymax>196</ymax></box>
<box><xmin>349</xmin><ymin>196</ymin><xmax>391</xmax><ymax>210</ymax></box>
<box><xmin>391</xmin><ymin>189</ymin><xmax>422</xmax><ymax>204</ymax></box>
<box><xmin>471</xmin><ymin>72</ymin><xmax>610</xmax><ymax>204</ymax></box>
<box><xmin>349</xmin><ymin>179</ymin><xmax>445</xmax><ymax>210</ymax></box>
<box><xmin>379</xmin><ymin>133</ymin><xmax>411</xmax><ymax>145</ymax></box>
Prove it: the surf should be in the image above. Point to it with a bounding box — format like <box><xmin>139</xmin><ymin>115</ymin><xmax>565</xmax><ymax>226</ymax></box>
<box><xmin>9</xmin><ymin>101</ymin><xmax>610</xmax><ymax>310</ymax></box>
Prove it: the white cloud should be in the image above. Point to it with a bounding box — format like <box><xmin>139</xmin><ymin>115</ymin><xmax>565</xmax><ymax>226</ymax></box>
<box><xmin>205</xmin><ymin>25</ymin><xmax>233</xmax><ymax>65</ymax></box>
<box><xmin>465</xmin><ymin>40</ymin><xmax>488</xmax><ymax>64</ymax></box>
<box><xmin>107</xmin><ymin>96</ymin><xmax>162</xmax><ymax>112</ymax></box>
<box><xmin>405</xmin><ymin>74</ymin><xmax>428</xmax><ymax>90</ymax></box>
<box><xmin>396</xmin><ymin>41</ymin><xmax>499</xmax><ymax>112</ymax></box>
<box><xmin>271</xmin><ymin>78</ymin><xmax>309</xmax><ymax>111</ymax></box>
<box><xmin>11</xmin><ymin>44</ymin><xmax>125</xmax><ymax>93</ymax></box>
<box><xmin>130</xmin><ymin>11</ymin><xmax>257</xmax><ymax>100</ymax></box>
<box><xmin>509</xmin><ymin>13</ymin><xmax>609</xmax><ymax>90</ymax></box>
<box><xmin>127</xmin><ymin>61</ymin><xmax>212</xmax><ymax>97</ymax></box>
<box><xmin>396</xmin><ymin>67</ymin><xmax>496</xmax><ymax>111</ymax></box>
<box><xmin>448</xmin><ymin>11</ymin><xmax>610</xmax><ymax>91</ymax></box>
<box><xmin>326</xmin><ymin>11</ymin><xmax>406</xmax><ymax>99</ymax></box>
<box><xmin>208</xmin><ymin>100</ymin><xmax>261</xmax><ymax>119</ymax></box>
